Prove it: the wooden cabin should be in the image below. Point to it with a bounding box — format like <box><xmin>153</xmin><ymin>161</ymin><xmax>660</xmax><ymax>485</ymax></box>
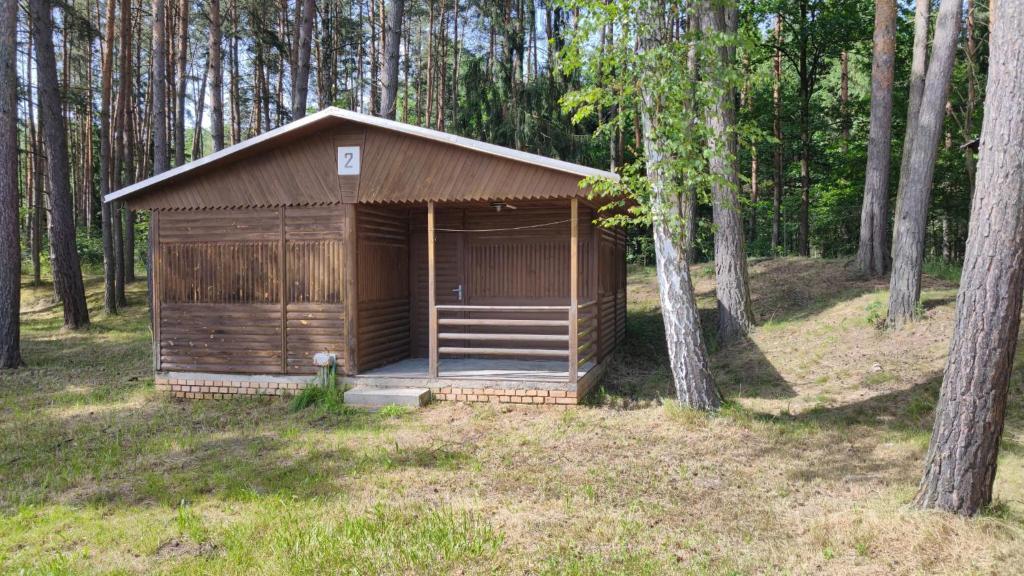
<box><xmin>106</xmin><ymin>107</ymin><xmax>626</xmax><ymax>405</ymax></box>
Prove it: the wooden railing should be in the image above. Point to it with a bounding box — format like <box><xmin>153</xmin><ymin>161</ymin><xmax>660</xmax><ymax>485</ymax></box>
<box><xmin>431</xmin><ymin>300</ymin><xmax>598</xmax><ymax>383</ymax></box>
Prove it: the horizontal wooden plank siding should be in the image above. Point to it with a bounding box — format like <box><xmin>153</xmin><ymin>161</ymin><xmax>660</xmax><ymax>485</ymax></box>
<box><xmin>156</xmin><ymin>206</ymin><xmax>349</xmax><ymax>376</ymax></box>
<box><xmin>160</xmin><ymin>303</ymin><xmax>284</xmax><ymax>373</ymax></box>
<box><xmin>356</xmin><ymin>205</ymin><xmax>411</xmax><ymax>370</ymax></box>
<box><xmin>287</xmin><ymin>303</ymin><xmax>345</xmax><ymax>373</ymax></box>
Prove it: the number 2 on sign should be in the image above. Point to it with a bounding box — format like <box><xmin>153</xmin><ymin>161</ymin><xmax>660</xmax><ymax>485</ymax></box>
<box><xmin>337</xmin><ymin>146</ymin><xmax>361</xmax><ymax>175</ymax></box>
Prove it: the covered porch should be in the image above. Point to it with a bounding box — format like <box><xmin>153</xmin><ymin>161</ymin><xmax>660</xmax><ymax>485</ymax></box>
<box><xmin>346</xmin><ymin>197</ymin><xmax>619</xmax><ymax>401</ymax></box>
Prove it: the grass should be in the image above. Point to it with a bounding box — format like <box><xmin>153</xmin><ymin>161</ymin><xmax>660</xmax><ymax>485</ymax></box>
<box><xmin>2</xmin><ymin>259</ymin><xmax>1023</xmax><ymax>574</ymax></box>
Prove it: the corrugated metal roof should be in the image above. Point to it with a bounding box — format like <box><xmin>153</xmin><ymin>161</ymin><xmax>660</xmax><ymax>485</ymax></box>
<box><xmin>104</xmin><ymin>107</ymin><xmax>618</xmax><ymax>205</ymax></box>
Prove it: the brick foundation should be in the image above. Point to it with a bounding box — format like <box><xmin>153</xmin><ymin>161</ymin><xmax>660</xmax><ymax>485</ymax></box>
<box><xmin>432</xmin><ymin>386</ymin><xmax>578</xmax><ymax>405</ymax></box>
<box><xmin>155</xmin><ymin>373</ymin><xmax>311</xmax><ymax>399</ymax></box>
<box><xmin>155</xmin><ymin>370</ymin><xmax>598</xmax><ymax>405</ymax></box>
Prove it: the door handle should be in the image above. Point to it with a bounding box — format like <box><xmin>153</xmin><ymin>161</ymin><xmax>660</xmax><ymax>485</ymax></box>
<box><xmin>452</xmin><ymin>284</ymin><xmax>464</xmax><ymax>301</ymax></box>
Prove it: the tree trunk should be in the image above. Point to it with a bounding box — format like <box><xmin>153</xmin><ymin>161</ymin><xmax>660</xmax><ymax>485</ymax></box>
<box><xmin>798</xmin><ymin>83</ymin><xmax>810</xmax><ymax>255</ymax></box>
<box><xmin>152</xmin><ymin>0</ymin><xmax>169</xmax><ymax>173</ymax></box>
<box><xmin>369</xmin><ymin>0</ymin><xmax>380</xmax><ymax>115</ymax></box>
<box><xmin>208</xmin><ymin>0</ymin><xmax>224</xmax><ymax>150</ymax></box>
<box><xmin>887</xmin><ymin>0</ymin><xmax>962</xmax><ymax>328</ymax></box>
<box><xmin>638</xmin><ymin>0</ymin><xmax>719</xmax><ymax>411</ymax></box>
<box><xmin>915</xmin><ymin>1</ymin><xmax>1024</xmax><ymax>515</ymax></box>
<box><xmin>700</xmin><ymin>0</ymin><xmax>753</xmax><ymax>343</ymax></box>
<box><xmin>120</xmin><ymin>0</ymin><xmax>136</xmax><ymax>288</ymax></box>
<box><xmin>0</xmin><ymin>0</ymin><xmax>23</xmax><ymax>368</ymax></box>
<box><xmin>684</xmin><ymin>10</ymin><xmax>699</xmax><ymax>264</ymax></box>
<box><xmin>380</xmin><ymin>0</ymin><xmax>404</xmax><ymax>118</ymax></box>
<box><xmin>228</xmin><ymin>0</ymin><xmax>240</xmax><ymax>144</ymax></box>
<box><xmin>174</xmin><ymin>0</ymin><xmax>188</xmax><ymax>165</ymax></box>
<box><xmin>855</xmin><ymin>0</ymin><xmax>896</xmax><ymax>277</ymax></box>
<box><xmin>291</xmin><ymin>0</ymin><xmax>315</xmax><ymax>119</ymax></box>
<box><xmin>29</xmin><ymin>0</ymin><xmax>90</xmax><ymax>329</ymax></box>
<box><xmin>962</xmin><ymin>0</ymin><xmax>978</xmax><ymax>195</ymax></box>
<box><xmin>772</xmin><ymin>14</ymin><xmax>783</xmax><ymax>251</ymax></box>
<box><xmin>840</xmin><ymin>49</ymin><xmax>849</xmax><ymax>153</ymax></box>
<box><xmin>892</xmin><ymin>0</ymin><xmax>930</xmax><ymax>261</ymax></box>
<box><xmin>796</xmin><ymin>0</ymin><xmax>810</xmax><ymax>257</ymax></box>
<box><xmin>190</xmin><ymin>56</ymin><xmax>209</xmax><ymax>159</ymax></box>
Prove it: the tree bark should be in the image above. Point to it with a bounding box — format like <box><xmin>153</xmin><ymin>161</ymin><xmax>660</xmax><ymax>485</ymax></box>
<box><xmin>0</xmin><ymin>0</ymin><xmax>23</xmax><ymax>367</ymax></box>
<box><xmin>174</xmin><ymin>0</ymin><xmax>189</xmax><ymax>165</ymax></box>
<box><xmin>700</xmin><ymin>0</ymin><xmax>753</xmax><ymax>343</ymax></box>
<box><xmin>29</xmin><ymin>0</ymin><xmax>90</xmax><ymax>328</ymax></box>
<box><xmin>962</xmin><ymin>0</ymin><xmax>977</xmax><ymax>195</ymax></box>
<box><xmin>153</xmin><ymin>0</ymin><xmax>169</xmax><ymax>173</ymax></box>
<box><xmin>379</xmin><ymin>0</ymin><xmax>405</xmax><ymax>119</ymax></box>
<box><xmin>291</xmin><ymin>0</ymin><xmax>315</xmax><ymax>119</ymax></box>
<box><xmin>208</xmin><ymin>0</ymin><xmax>224</xmax><ymax>150</ymax></box>
<box><xmin>97</xmin><ymin>0</ymin><xmax>116</xmax><ymax>313</ymax></box>
<box><xmin>915</xmin><ymin>0</ymin><xmax>1024</xmax><ymax>515</ymax></box>
<box><xmin>638</xmin><ymin>0</ymin><xmax>719</xmax><ymax>411</ymax></box>
<box><xmin>887</xmin><ymin>0</ymin><xmax>961</xmax><ymax>328</ymax></box>
<box><xmin>796</xmin><ymin>0</ymin><xmax>810</xmax><ymax>257</ymax></box>
<box><xmin>840</xmin><ymin>49</ymin><xmax>849</xmax><ymax>153</ymax></box>
<box><xmin>855</xmin><ymin>0</ymin><xmax>896</xmax><ymax>277</ymax></box>
<box><xmin>685</xmin><ymin>9</ymin><xmax>699</xmax><ymax>264</ymax></box>
<box><xmin>892</xmin><ymin>0</ymin><xmax>930</xmax><ymax>261</ymax></box>
<box><xmin>772</xmin><ymin>14</ymin><xmax>783</xmax><ymax>251</ymax></box>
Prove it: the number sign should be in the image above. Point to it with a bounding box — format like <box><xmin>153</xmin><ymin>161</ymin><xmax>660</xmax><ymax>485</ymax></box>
<box><xmin>337</xmin><ymin>146</ymin><xmax>361</xmax><ymax>175</ymax></box>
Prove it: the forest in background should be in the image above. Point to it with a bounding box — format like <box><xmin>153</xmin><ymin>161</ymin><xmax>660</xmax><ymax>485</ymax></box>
<box><xmin>6</xmin><ymin>0</ymin><xmax>985</xmax><ymax>274</ymax></box>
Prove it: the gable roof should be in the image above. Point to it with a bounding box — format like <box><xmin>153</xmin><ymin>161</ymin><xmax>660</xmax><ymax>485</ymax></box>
<box><xmin>104</xmin><ymin>107</ymin><xmax>617</xmax><ymax>205</ymax></box>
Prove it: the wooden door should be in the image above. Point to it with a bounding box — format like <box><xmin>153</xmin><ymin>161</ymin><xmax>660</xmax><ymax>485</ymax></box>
<box><xmin>410</xmin><ymin>208</ymin><xmax>465</xmax><ymax>357</ymax></box>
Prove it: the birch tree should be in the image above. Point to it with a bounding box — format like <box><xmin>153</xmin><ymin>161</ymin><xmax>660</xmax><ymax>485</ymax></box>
<box><xmin>563</xmin><ymin>0</ymin><xmax>725</xmax><ymax>409</ymax></box>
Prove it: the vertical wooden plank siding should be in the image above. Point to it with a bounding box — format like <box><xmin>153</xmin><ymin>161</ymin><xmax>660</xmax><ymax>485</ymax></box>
<box><xmin>343</xmin><ymin>204</ymin><xmax>359</xmax><ymax>374</ymax></box>
<box><xmin>428</xmin><ymin>201</ymin><xmax>438</xmax><ymax>377</ymax></box>
<box><xmin>569</xmin><ymin>198</ymin><xmax>579</xmax><ymax>385</ymax></box>
<box><xmin>151</xmin><ymin>210</ymin><xmax>161</xmax><ymax>371</ymax></box>
<box><xmin>280</xmin><ymin>209</ymin><xmax>288</xmax><ymax>372</ymax></box>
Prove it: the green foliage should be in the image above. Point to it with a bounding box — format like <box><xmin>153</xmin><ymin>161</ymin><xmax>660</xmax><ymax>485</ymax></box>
<box><xmin>864</xmin><ymin>300</ymin><xmax>884</xmax><ymax>328</ymax></box>
<box><xmin>923</xmin><ymin>258</ymin><xmax>963</xmax><ymax>284</ymax></box>
<box><xmin>560</xmin><ymin>0</ymin><xmax>770</xmax><ymax>240</ymax></box>
<box><xmin>290</xmin><ymin>363</ymin><xmax>352</xmax><ymax>415</ymax></box>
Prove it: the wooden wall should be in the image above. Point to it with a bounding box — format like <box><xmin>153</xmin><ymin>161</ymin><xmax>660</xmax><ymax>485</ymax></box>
<box><xmin>153</xmin><ymin>199</ymin><xmax>626</xmax><ymax>377</ymax></box>
<box><xmin>598</xmin><ymin>226</ymin><xmax>627</xmax><ymax>360</ymax></box>
<box><xmin>356</xmin><ymin>205</ymin><xmax>411</xmax><ymax>371</ymax></box>
<box><xmin>156</xmin><ymin>206</ymin><xmax>347</xmax><ymax>375</ymax></box>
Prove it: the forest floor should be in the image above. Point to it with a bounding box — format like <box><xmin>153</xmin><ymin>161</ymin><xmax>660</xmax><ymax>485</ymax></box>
<box><xmin>2</xmin><ymin>258</ymin><xmax>1023</xmax><ymax>575</ymax></box>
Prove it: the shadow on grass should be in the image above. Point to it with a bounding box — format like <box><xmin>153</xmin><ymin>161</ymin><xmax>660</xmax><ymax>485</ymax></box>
<box><xmin>0</xmin><ymin>394</ymin><xmax>472</xmax><ymax>511</ymax></box>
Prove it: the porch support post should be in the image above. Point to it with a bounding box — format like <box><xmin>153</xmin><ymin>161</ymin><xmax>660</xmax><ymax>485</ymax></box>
<box><xmin>591</xmin><ymin>204</ymin><xmax>600</xmax><ymax>363</ymax></box>
<box><xmin>428</xmin><ymin>201</ymin><xmax>439</xmax><ymax>378</ymax></box>
<box><xmin>569</xmin><ymin>198</ymin><xmax>579</xmax><ymax>386</ymax></box>
<box><xmin>342</xmin><ymin>204</ymin><xmax>358</xmax><ymax>375</ymax></box>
